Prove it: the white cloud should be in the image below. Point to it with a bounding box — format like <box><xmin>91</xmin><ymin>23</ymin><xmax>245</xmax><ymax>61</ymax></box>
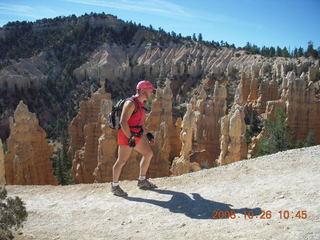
<box><xmin>65</xmin><ymin>0</ymin><xmax>192</xmax><ymax>18</ymax></box>
<box><xmin>0</xmin><ymin>3</ymin><xmax>37</xmax><ymax>18</ymax></box>
<box><xmin>0</xmin><ymin>3</ymin><xmax>68</xmax><ymax>21</ymax></box>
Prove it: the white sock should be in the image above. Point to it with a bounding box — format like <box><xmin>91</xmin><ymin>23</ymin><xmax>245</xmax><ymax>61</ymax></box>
<box><xmin>139</xmin><ymin>176</ymin><xmax>146</xmax><ymax>181</ymax></box>
<box><xmin>112</xmin><ymin>182</ymin><xmax>119</xmax><ymax>187</ymax></box>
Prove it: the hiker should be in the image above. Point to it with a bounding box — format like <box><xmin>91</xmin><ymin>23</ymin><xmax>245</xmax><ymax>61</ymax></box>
<box><xmin>111</xmin><ymin>80</ymin><xmax>158</xmax><ymax>197</ymax></box>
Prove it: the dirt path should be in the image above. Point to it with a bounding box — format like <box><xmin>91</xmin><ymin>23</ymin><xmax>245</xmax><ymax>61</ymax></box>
<box><xmin>7</xmin><ymin>146</ymin><xmax>320</xmax><ymax>240</ymax></box>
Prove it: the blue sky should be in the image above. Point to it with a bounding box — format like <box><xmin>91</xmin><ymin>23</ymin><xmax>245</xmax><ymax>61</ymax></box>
<box><xmin>0</xmin><ymin>0</ymin><xmax>319</xmax><ymax>50</ymax></box>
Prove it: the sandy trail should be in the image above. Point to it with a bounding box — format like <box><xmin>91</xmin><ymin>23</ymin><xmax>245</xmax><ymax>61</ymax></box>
<box><xmin>6</xmin><ymin>146</ymin><xmax>320</xmax><ymax>240</ymax></box>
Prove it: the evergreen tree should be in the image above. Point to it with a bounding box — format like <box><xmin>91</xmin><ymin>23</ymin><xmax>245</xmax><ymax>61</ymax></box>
<box><xmin>297</xmin><ymin>47</ymin><xmax>304</xmax><ymax>57</ymax></box>
<box><xmin>261</xmin><ymin>46</ymin><xmax>267</xmax><ymax>56</ymax></box>
<box><xmin>0</xmin><ymin>186</ymin><xmax>28</xmax><ymax>240</ymax></box>
<box><xmin>276</xmin><ymin>46</ymin><xmax>282</xmax><ymax>57</ymax></box>
<box><xmin>269</xmin><ymin>47</ymin><xmax>276</xmax><ymax>57</ymax></box>
<box><xmin>251</xmin><ymin>44</ymin><xmax>260</xmax><ymax>54</ymax></box>
<box><xmin>192</xmin><ymin>33</ymin><xmax>197</xmax><ymax>41</ymax></box>
<box><xmin>305</xmin><ymin>41</ymin><xmax>318</xmax><ymax>58</ymax></box>
<box><xmin>51</xmin><ymin>131</ymin><xmax>74</xmax><ymax>185</ymax></box>
<box><xmin>293</xmin><ymin>48</ymin><xmax>298</xmax><ymax>57</ymax></box>
<box><xmin>282</xmin><ymin>47</ymin><xmax>289</xmax><ymax>57</ymax></box>
<box><xmin>244</xmin><ymin>42</ymin><xmax>251</xmax><ymax>51</ymax></box>
<box><xmin>255</xmin><ymin>108</ymin><xmax>292</xmax><ymax>157</ymax></box>
<box><xmin>198</xmin><ymin>33</ymin><xmax>203</xmax><ymax>42</ymax></box>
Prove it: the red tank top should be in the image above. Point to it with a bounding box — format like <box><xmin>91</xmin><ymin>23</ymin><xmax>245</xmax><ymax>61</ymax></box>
<box><xmin>127</xmin><ymin>96</ymin><xmax>145</xmax><ymax>133</ymax></box>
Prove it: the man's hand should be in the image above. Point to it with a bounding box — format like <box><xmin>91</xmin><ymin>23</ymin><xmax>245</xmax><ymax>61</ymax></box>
<box><xmin>146</xmin><ymin>132</ymin><xmax>155</xmax><ymax>145</ymax></box>
<box><xmin>128</xmin><ymin>136</ymin><xmax>136</xmax><ymax>147</ymax></box>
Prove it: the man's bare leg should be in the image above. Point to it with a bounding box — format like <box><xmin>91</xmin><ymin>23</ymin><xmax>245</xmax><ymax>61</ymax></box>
<box><xmin>134</xmin><ymin>136</ymin><xmax>153</xmax><ymax>177</ymax></box>
<box><xmin>112</xmin><ymin>145</ymin><xmax>133</xmax><ymax>183</ymax></box>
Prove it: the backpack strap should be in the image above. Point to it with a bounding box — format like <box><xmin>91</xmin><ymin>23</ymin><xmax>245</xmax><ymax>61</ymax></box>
<box><xmin>127</xmin><ymin>96</ymin><xmax>140</xmax><ymax>114</ymax></box>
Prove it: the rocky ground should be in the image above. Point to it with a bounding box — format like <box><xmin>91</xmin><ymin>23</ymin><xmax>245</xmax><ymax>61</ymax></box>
<box><xmin>6</xmin><ymin>145</ymin><xmax>320</xmax><ymax>240</ymax></box>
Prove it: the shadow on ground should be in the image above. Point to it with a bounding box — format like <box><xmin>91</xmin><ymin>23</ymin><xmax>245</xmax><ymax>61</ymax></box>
<box><xmin>125</xmin><ymin>189</ymin><xmax>262</xmax><ymax>220</ymax></box>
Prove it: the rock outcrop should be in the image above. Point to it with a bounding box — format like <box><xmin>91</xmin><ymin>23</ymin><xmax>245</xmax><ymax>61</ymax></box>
<box><xmin>234</xmin><ymin>71</ymin><xmax>251</xmax><ymax>105</ymax></box>
<box><xmin>74</xmin><ymin>43</ymin><xmax>235</xmax><ymax>89</ymax></box>
<box><xmin>4</xmin><ymin>101</ymin><xmax>57</xmax><ymax>185</ymax></box>
<box><xmin>144</xmin><ymin>79</ymin><xmax>178</xmax><ymax>177</ymax></box>
<box><xmin>0</xmin><ymin>51</ymin><xmax>60</xmax><ymax>92</ymax></box>
<box><xmin>192</xmin><ymin>83</ymin><xmax>227</xmax><ymax>167</ymax></box>
<box><xmin>0</xmin><ymin>140</ymin><xmax>5</xmax><ymax>185</ymax></box>
<box><xmin>92</xmin><ymin>98</ymin><xmax>117</xmax><ymax>182</ymax></box>
<box><xmin>170</xmin><ymin>82</ymin><xmax>227</xmax><ymax>175</ymax></box>
<box><xmin>254</xmin><ymin>79</ymin><xmax>279</xmax><ymax>114</ymax></box>
<box><xmin>248</xmin><ymin>70</ymin><xmax>320</xmax><ymax>158</ymax></box>
<box><xmin>69</xmin><ymin>86</ymin><xmax>111</xmax><ymax>183</ymax></box>
<box><xmin>170</xmin><ymin>103</ymin><xmax>194</xmax><ymax>176</ymax></box>
<box><xmin>218</xmin><ymin>104</ymin><xmax>247</xmax><ymax>165</ymax></box>
<box><xmin>286</xmin><ymin>77</ymin><xmax>320</xmax><ymax>143</ymax></box>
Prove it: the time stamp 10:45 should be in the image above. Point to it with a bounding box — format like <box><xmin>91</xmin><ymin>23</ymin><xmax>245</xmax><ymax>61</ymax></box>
<box><xmin>212</xmin><ymin>210</ymin><xmax>308</xmax><ymax>220</ymax></box>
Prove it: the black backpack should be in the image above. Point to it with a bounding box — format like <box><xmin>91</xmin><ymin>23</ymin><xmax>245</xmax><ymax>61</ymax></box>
<box><xmin>107</xmin><ymin>96</ymin><xmax>139</xmax><ymax>129</ymax></box>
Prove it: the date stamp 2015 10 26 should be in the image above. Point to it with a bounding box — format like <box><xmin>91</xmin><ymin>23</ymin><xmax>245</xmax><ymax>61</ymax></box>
<box><xmin>211</xmin><ymin>210</ymin><xmax>308</xmax><ymax>220</ymax></box>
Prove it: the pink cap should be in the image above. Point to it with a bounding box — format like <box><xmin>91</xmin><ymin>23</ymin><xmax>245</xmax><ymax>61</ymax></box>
<box><xmin>136</xmin><ymin>80</ymin><xmax>156</xmax><ymax>90</ymax></box>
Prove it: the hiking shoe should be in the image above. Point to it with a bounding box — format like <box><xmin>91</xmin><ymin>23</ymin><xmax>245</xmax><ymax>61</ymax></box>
<box><xmin>137</xmin><ymin>179</ymin><xmax>158</xmax><ymax>189</ymax></box>
<box><xmin>111</xmin><ymin>184</ymin><xmax>128</xmax><ymax>197</ymax></box>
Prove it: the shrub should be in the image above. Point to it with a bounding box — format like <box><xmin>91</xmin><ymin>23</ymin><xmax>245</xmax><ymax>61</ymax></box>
<box><xmin>293</xmin><ymin>131</ymin><xmax>316</xmax><ymax>149</ymax></box>
<box><xmin>0</xmin><ymin>186</ymin><xmax>28</xmax><ymax>240</ymax></box>
<box><xmin>245</xmin><ymin>110</ymin><xmax>263</xmax><ymax>144</ymax></box>
<box><xmin>255</xmin><ymin>108</ymin><xmax>291</xmax><ymax>157</ymax></box>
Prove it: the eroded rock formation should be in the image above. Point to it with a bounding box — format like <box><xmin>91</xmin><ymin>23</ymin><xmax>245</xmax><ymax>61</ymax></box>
<box><xmin>170</xmin><ymin>82</ymin><xmax>227</xmax><ymax>175</ymax></box>
<box><xmin>218</xmin><ymin>104</ymin><xmax>247</xmax><ymax>165</ymax></box>
<box><xmin>144</xmin><ymin>79</ymin><xmax>179</xmax><ymax>177</ymax></box>
<box><xmin>0</xmin><ymin>51</ymin><xmax>60</xmax><ymax>92</ymax></box>
<box><xmin>4</xmin><ymin>101</ymin><xmax>57</xmax><ymax>185</ymax></box>
<box><xmin>69</xmin><ymin>86</ymin><xmax>111</xmax><ymax>183</ymax></box>
<box><xmin>73</xmin><ymin>43</ymin><xmax>235</xmax><ymax>90</ymax></box>
<box><xmin>286</xmin><ymin>77</ymin><xmax>320</xmax><ymax>143</ymax></box>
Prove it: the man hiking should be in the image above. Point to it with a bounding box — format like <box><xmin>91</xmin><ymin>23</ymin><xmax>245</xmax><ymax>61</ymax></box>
<box><xmin>111</xmin><ymin>80</ymin><xmax>158</xmax><ymax>197</ymax></box>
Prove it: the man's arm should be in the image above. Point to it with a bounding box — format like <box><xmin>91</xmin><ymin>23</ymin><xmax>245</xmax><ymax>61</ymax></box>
<box><xmin>120</xmin><ymin>101</ymin><xmax>135</xmax><ymax>138</ymax></box>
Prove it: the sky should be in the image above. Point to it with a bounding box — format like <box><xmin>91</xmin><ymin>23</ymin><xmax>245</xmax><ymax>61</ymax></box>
<box><xmin>0</xmin><ymin>0</ymin><xmax>319</xmax><ymax>50</ymax></box>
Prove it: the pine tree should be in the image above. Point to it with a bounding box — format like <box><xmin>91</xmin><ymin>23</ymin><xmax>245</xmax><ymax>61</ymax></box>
<box><xmin>293</xmin><ymin>48</ymin><xmax>298</xmax><ymax>57</ymax></box>
<box><xmin>198</xmin><ymin>33</ymin><xmax>203</xmax><ymax>42</ymax></box>
<box><xmin>276</xmin><ymin>46</ymin><xmax>282</xmax><ymax>57</ymax></box>
<box><xmin>269</xmin><ymin>47</ymin><xmax>276</xmax><ymax>57</ymax></box>
<box><xmin>305</xmin><ymin>41</ymin><xmax>318</xmax><ymax>58</ymax></box>
<box><xmin>255</xmin><ymin>108</ymin><xmax>292</xmax><ymax>157</ymax></box>
<box><xmin>282</xmin><ymin>47</ymin><xmax>289</xmax><ymax>57</ymax></box>
<box><xmin>51</xmin><ymin>131</ymin><xmax>74</xmax><ymax>185</ymax></box>
<box><xmin>297</xmin><ymin>47</ymin><xmax>304</xmax><ymax>57</ymax></box>
<box><xmin>192</xmin><ymin>33</ymin><xmax>197</xmax><ymax>41</ymax></box>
